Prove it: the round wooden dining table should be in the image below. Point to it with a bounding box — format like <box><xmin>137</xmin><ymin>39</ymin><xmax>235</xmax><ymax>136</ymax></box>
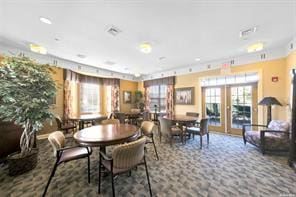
<box><xmin>73</xmin><ymin>123</ymin><xmax>139</xmax><ymax>147</ymax></box>
<box><xmin>163</xmin><ymin>114</ymin><xmax>198</xmax><ymax>124</ymax></box>
<box><xmin>69</xmin><ymin>114</ymin><xmax>107</xmax><ymax>130</ymax></box>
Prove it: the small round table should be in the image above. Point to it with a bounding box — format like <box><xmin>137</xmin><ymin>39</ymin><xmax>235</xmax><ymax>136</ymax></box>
<box><xmin>73</xmin><ymin>124</ymin><xmax>139</xmax><ymax>147</ymax></box>
<box><xmin>69</xmin><ymin>114</ymin><xmax>107</xmax><ymax>130</ymax></box>
<box><xmin>163</xmin><ymin>115</ymin><xmax>198</xmax><ymax>124</ymax></box>
<box><xmin>163</xmin><ymin>115</ymin><xmax>199</xmax><ymax>143</ymax></box>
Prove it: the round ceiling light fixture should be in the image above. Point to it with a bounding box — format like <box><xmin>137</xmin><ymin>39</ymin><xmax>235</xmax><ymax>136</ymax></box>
<box><xmin>195</xmin><ymin>58</ymin><xmax>201</xmax><ymax>61</ymax></box>
<box><xmin>39</xmin><ymin>17</ymin><xmax>52</xmax><ymax>25</ymax></box>
<box><xmin>247</xmin><ymin>42</ymin><xmax>264</xmax><ymax>53</ymax></box>
<box><xmin>29</xmin><ymin>43</ymin><xmax>47</xmax><ymax>54</ymax></box>
<box><xmin>134</xmin><ymin>73</ymin><xmax>141</xmax><ymax>77</ymax></box>
<box><xmin>139</xmin><ymin>42</ymin><xmax>152</xmax><ymax>54</ymax></box>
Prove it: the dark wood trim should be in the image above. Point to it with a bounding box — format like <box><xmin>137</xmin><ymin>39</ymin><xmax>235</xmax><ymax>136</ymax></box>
<box><xmin>289</xmin><ymin>69</ymin><xmax>296</xmax><ymax>171</ymax></box>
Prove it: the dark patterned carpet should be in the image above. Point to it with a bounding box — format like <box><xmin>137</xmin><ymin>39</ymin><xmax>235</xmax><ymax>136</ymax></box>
<box><xmin>0</xmin><ymin>133</ymin><xmax>295</xmax><ymax>197</ymax></box>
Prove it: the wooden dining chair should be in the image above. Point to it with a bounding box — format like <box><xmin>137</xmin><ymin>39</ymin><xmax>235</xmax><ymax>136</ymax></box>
<box><xmin>158</xmin><ymin>117</ymin><xmax>183</xmax><ymax>146</ymax></box>
<box><xmin>98</xmin><ymin>137</ymin><xmax>152</xmax><ymax>197</ymax></box>
<box><xmin>186</xmin><ymin>118</ymin><xmax>209</xmax><ymax>149</ymax></box>
<box><xmin>141</xmin><ymin>121</ymin><xmax>159</xmax><ymax>160</ymax></box>
<box><xmin>101</xmin><ymin>119</ymin><xmax>120</xmax><ymax>125</ymax></box>
<box><xmin>43</xmin><ymin>131</ymin><xmax>92</xmax><ymax>197</ymax></box>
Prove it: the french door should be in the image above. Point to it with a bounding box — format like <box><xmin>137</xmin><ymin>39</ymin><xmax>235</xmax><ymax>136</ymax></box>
<box><xmin>202</xmin><ymin>83</ymin><xmax>258</xmax><ymax>135</ymax></box>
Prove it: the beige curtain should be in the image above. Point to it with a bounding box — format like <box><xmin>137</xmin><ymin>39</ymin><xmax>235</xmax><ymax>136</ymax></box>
<box><xmin>166</xmin><ymin>85</ymin><xmax>174</xmax><ymax>115</ymax></box>
<box><xmin>111</xmin><ymin>85</ymin><xmax>120</xmax><ymax>112</ymax></box>
<box><xmin>144</xmin><ymin>87</ymin><xmax>151</xmax><ymax>111</ymax></box>
<box><xmin>64</xmin><ymin>80</ymin><xmax>79</xmax><ymax>118</ymax></box>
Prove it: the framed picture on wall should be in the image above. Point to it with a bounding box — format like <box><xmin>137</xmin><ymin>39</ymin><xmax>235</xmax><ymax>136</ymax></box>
<box><xmin>123</xmin><ymin>91</ymin><xmax>132</xmax><ymax>104</ymax></box>
<box><xmin>175</xmin><ymin>87</ymin><xmax>194</xmax><ymax>105</ymax></box>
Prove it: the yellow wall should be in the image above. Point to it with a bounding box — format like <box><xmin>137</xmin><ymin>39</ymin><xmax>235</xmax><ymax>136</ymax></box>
<box><xmin>173</xmin><ymin>58</ymin><xmax>288</xmax><ymax>125</ymax></box>
<box><xmin>120</xmin><ymin>80</ymin><xmax>139</xmax><ymax>112</ymax></box>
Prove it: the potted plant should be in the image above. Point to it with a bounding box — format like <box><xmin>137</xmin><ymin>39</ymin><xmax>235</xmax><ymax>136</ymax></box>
<box><xmin>134</xmin><ymin>91</ymin><xmax>145</xmax><ymax>112</ymax></box>
<box><xmin>0</xmin><ymin>55</ymin><xmax>57</xmax><ymax>176</ymax></box>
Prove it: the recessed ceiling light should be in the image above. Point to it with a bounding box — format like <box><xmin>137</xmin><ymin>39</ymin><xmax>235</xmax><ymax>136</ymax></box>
<box><xmin>39</xmin><ymin>17</ymin><xmax>52</xmax><ymax>25</ymax></box>
<box><xmin>139</xmin><ymin>42</ymin><xmax>152</xmax><ymax>54</ymax></box>
<box><xmin>54</xmin><ymin>38</ymin><xmax>60</xmax><ymax>41</ymax></box>
<box><xmin>30</xmin><ymin>44</ymin><xmax>47</xmax><ymax>54</ymax></box>
<box><xmin>134</xmin><ymin>73</ymin><xmax>141</xmax><ymax>77</ymax></box>
<box><xmin>159</xmin><ymin>56</ymin><xmax>166</xmax><ymax>61</ymax></box>
<box><xmin>247</xmin><ymin>42</ymin><xmax>264</xmax><ymax>53</ymax></box>
<box><xmin>195</xmin><ymin>58</ymin><xmax>201</xmax><ymax>61</ymax></box>
<box><xmin>77</xmin><ymin>54</ymin><xmax>86</xmax><ymax>59</ymax></box>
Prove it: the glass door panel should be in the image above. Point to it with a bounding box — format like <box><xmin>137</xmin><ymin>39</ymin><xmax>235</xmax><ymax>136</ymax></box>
<box><xmin>202</xmin><ymin>87</ymin><xmax>225</xmax><ymax>132</ymax></box>
<box><xmin>231</xmin><ymin>86</ymin><xmax>252</xmax><ymax>128</ymax></box>
<box><xmin>226</xmin><ymin>84</ymin><xmax>258</xmax><ymax>135</ymax></box>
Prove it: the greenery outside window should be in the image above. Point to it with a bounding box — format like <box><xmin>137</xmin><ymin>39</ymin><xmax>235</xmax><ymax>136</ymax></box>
<box><xmin>80</xmin><ymin>83</ymin><xmax>100</xmax><ymax>113</ymax></box>
<box><xmin>149</xmin><ymin>85</ymin><xmax>167</xmax><ymax>112</ymax></box>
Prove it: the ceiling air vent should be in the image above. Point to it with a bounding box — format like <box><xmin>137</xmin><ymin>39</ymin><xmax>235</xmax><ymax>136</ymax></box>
<box><xmin>107</xmin><ymin>26</ymin><xmax>122</xmax><ymax>36</ymax></box>
<box><xmin>104</xmin><ymin>60</ymin><xmax>116</xmax><ymax>66</ymax></box>
<box><xmin>239</xmin><ymin>27</ymin><xmax>257</xmax><ymax>39</ymax></box>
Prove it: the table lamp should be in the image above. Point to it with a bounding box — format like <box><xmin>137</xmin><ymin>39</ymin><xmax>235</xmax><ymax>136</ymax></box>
<box><xmin>258</xmin><ymin>97</ymin><xmax>282</xmax><ymax>125</ymax></box>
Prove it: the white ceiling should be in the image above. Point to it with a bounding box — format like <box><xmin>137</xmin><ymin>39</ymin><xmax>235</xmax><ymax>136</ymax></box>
<box><xmin>0</xmin><ymin>0</ymin><xmax>295</xmax><ymax>76</ymax></box>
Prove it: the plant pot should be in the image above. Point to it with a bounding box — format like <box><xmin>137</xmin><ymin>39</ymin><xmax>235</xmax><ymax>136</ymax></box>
<box><xmin>7</xmin><ymin>148</ymin><xmax>38</xmax><ymax>176</ymax></box>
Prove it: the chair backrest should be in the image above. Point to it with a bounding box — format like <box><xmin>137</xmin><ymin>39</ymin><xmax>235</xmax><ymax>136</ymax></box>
<box><xmin>158</xmin><ymin>117</ymin><xmax>172</xmax><ymax>135</ymax></box>
<box><xmin>143</xmin><ymin>111</ymin><xmax>150</xmax><ymax>121</ymax></box>
<box><xmin>199</xmin><ymin>118</ymin><xmax>209</xmax><ymax>134</ymax></box>
<box><xmin>112</xmin><ymin>137</ymin><xmax>146</xmax><ymax>169</ymax></box>
<box><xmin>131</xmin><ymin>108</ymin><xmax>141</xmax><ymax>114</ymax></box>
<box><xmin>114</xmin><ymin>112</ymin><xmax>126</xmax><ymax>124</ymax></box>
<box><xmin>186</xmin><ymin>112</ymin><xmax>199</xmax><ymax>118</ymax></box>
<box><xmin>268</xmin><ymin>120</ymin><xmax>290</xmax><ymax>136</ymax></box>
<box><xmin>101</xmin><ymin>119</ymin><xmax>120</xmax><ymax>125</ymax></box>
<box><xmin>48</xmin><ymin>131</ymin><xmax>65</xmax><ymax>157</ymax></box>
<box><xmin>55</xmin><ymin>116</ymin><xmax>62</xmax><ymax>129</ymax></box>
<box><xmin>141</xmin><ymin>121</ymin><xmax>155</xmax><ymax>135</ymax></box>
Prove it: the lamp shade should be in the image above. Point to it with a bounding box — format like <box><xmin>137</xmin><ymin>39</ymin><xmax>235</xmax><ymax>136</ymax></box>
<box><xmin>258</xmin><ymin>97</ymin><xmax>282</xmax><ymax>106</ymax></box>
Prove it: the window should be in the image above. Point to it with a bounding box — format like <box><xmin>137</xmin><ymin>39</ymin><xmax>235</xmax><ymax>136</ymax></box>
<box><xmin>80</xmin><ymin>83</ymin><xmax>100</xmax><ymax>113</ymax></box>
<box><xmin>205</xmin><ymin>88</ymin><xmax>221</xmax><ymax>126</ymax></box>
<box><xmin>149</xmin><ymin>85</ymin><xmax>167</xmax><ymax>112</ymax></box>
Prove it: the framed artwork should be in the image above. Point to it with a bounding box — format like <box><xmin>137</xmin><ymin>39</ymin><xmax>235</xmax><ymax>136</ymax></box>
<box><xmin>123</xmin><ymin>91</ymin><xmax>132</xmax><ymax>104</ymax></box>
<box><xmin>175</xmin><ymin>87</ymin><xmax>194</xmax><ymax>105</ymax></box>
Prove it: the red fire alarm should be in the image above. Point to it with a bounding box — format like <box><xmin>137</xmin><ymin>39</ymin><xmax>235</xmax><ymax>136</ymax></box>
<box><xmin>271</xmin><ymin>76</ymin><xmax>279</xmax><ymax>82</ymax></box>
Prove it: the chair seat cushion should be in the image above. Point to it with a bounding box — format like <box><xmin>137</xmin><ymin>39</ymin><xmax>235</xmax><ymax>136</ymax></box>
<box><xmin>102</xmin><ymin>160</ymin><xmax>133</xmax><ymax>175</ymax></box>
<box><xmin>187</xmin><ymin>127</ymin><xmax>200</xmax><ymax>133</ymax></box>
<box><xmin>245</xmin><ymin>130</ymin><xmax>290</xmax><ymax>150</ymax></box>
<box><xmin>59</xmin><ymin>147</ymin><xmax>91</xmax><ymax>164</ymax></box>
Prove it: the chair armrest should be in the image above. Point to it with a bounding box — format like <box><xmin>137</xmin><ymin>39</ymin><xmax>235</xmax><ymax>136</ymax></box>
<box><xmin>58</xmin><ymin>146</ymin><xmax>91</xmax><ymax>154</ymax></box>
<box><xmin>242</xmin><ymin>124</ymin><xmax>267</xmax><ymax>129</ymax></box>
<box><xmin>260</xmin><ymin>130</ymin><xmax>290</xmax><ymax>134</ymax></box>
<box><xmin>99</xmin><ymin>151</ymin><xmax>112</xmax><ymax>161</ymax></box>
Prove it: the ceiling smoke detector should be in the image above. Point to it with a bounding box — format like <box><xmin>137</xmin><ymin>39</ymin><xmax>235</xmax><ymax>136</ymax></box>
<box><xmin>107</xmin><ymin>26</ymin><xmax>122</xmax><ymax>36</ymax></box>
<box><xmin>239</xmin><ymin>27</ymin><xmax>257</xmax><ymax>39</ymax></box>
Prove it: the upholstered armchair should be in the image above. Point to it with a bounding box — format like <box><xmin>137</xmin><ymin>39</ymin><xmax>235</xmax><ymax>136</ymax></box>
<box><xmin>158</xmin><ymin>117</ymin><xmax>184</xmax><ymax>146</ymax></box>
<box><xmin>242</xmin><ymin>120</ymin><xmax>290</xmax><ymax>154</ymax></box>
<box><xmin>186</xmin><ymin>118</ymin><xmax>209</xmax><ymax>149</ymax></box>
<box><xmin>141</xmin><ymin>121</ymin><xmax>159</xmax><ymax>160</ymax></box>
<box><xmin>43</xmin><ymin>131</ymin><xmax>92</xmax><ymax>196</ymax></box>
<box><xmin>98</xmin><ymin>137</ymin><xmax>152</xmax><ymax>197</ymax></box>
